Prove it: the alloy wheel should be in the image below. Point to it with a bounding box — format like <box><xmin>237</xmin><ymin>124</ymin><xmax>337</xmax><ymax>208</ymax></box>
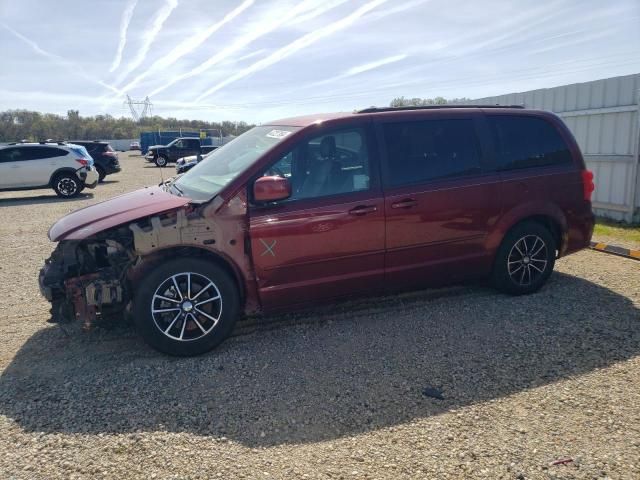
<box><xmin>57</xmin><ymin>177</ymin><xmax>78</xmax><ymax>196</ymax></box>
<box><xmin>151</xmin><ymin>272</ymin><xmax>222</xmax><ymax>341</ymax></box>
<box><xmin>507</xmin><ymin>235</ymin><xmax>548</xmax><ymax>286</ymax></box>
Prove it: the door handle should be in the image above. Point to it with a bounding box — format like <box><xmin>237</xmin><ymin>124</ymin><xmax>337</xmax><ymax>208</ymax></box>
<box><xmin>11</xmin><ymin>165</ymin><xmax>20</xmax><ymax>168</ymax></box>
<box><xmin>391</xmin><ymin>198</ymin><xmax>417</xmax><ymax>209</ymax></box>
<box><xmin>349</xmin><ymin>205</ymin><xmax>378</xmax><ymax>215</ymax></box>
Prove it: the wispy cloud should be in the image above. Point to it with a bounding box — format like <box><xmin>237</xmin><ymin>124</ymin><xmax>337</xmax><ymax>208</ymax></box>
<box><xmin>114</xmin><ymin>0</ymin><xmax>179</xmax><ymax>86</ymax></box>
<box><xmin>194</xmin><ymin>0</ymin><xmax>390</xmax><ymax>102</ymax></box>
<box><xmin>116</xmin><ymin>0</ymin><xmax>253</xmax><ymax>95</ymax></box>
<box><xmin>346</xmin><ymin>54</ymin><xmax>407</xmax><ymax>76</ymax></box>
<box><xmin>0</xmin><ymin>23</ymin><xmax>120</xmax><ymax>95</ymax></box>
<box><xmin>146</xmin><ymin>0</ymin><xmax>349</xmax><ymax>98</ymax></box>
<box><xmin>109</xmin><ymin>0</ymin><xmax>138</xmax><ymax>73</ymax></box>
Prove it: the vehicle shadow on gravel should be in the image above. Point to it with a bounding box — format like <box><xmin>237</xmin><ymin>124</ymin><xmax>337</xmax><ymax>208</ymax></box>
<box><xmin>1</xmin><ymin>272</ymin><xmax>639</xmax><ymax>447</ymax></box>
<box><xmin>0</xmin><ymin>192</ymin><xmax>94</xmax><ymax>207</ymax></box>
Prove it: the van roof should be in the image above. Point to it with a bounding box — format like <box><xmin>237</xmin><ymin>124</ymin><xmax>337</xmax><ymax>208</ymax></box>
<box><xmin>267</xmin><ymin>105</ymin><xmax>527</xmax><ymax>127</ymax></box>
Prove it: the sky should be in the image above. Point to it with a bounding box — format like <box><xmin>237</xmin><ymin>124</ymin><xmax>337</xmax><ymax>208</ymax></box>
<box><xmin>0</xmin><ymin>0</ymin><xmax>639</xmax><ymax>123</ymax></box>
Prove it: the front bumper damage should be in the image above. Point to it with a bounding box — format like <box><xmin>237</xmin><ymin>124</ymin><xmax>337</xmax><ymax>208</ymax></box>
<box><xmin>39</xmin><ymin>229</ymin><xmax>134</xmax><ymax>328</ymax></box>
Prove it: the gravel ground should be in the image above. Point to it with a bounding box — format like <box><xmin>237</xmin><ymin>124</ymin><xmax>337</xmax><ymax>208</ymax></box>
<box><xmin>1</xmin><ymin>153</ymin><xmax>639</xmax><ymax>479</ymax></box>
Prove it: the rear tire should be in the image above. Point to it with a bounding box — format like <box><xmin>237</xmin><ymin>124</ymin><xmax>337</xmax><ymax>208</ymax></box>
<box><xmin>155</xmin><ymin>156</ymin><xmax>168</xmax><ymax>167</ymax></box>
<box><xmin>491</xmin><ymin>221</ymin><xmax>556</xmax><ymax>295</ymax></box>
<box><xmin>52</xmin><ymin>173</ymin><xmax>81</xmax><ymax>198</ymax></box>
<box><xmin>96</xmin><ymin>166</ymin><xmax>106</xmax><ymax>182</ymax></box>
<box><xmin>133</xmin><ymin>258</ymin><xmax>240</xmax><ymax>356</ymax></box>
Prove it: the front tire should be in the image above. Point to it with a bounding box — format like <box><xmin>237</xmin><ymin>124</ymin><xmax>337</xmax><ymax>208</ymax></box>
<box><xmin>492</xmin><ymin>221</ymin><xmax>556</xmax><ymax>295</ymax></box>
<box><xmin>52</xmin><ymin>173</ymin><xmax>81</xmax><ymax>198</ymax></box>
<box><xmin>155</xmin><ymin>155</ymin><xmax>168</xmax><ymax>167</ymax></box>
<box><xmin>133</xmin><ymin>258</ymin><xmax>240</xmax><ymax>356</ymax></box>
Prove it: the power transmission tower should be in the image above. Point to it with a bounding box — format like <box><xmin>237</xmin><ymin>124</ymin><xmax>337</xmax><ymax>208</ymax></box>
<box><xmin>124</xmin><ymin>95</ymin><xmax>153</xmax><ymax>121</ymax></box>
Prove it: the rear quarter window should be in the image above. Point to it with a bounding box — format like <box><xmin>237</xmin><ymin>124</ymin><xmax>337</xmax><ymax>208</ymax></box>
<box><xmin>488</xmin><ymin>115</ymin><xmax>572</xmax><ymax>170</ymax></box>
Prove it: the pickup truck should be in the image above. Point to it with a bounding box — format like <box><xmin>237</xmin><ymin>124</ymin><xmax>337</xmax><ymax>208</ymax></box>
<box><xmin>145</xmin><ymin>137</ymin><xmax>218</xmax><ymax>167</ymax></box>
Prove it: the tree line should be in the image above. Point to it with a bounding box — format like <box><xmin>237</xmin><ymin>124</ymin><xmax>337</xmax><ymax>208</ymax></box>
<box><xmin>0</xmin><ymin>110</ymin><xmax>254</xmax><ymax>142</ymax></box>
<box><xmin>389</xmin><ymin>96</ymin><xmax>472</xmax><ymax>107</ymax></box>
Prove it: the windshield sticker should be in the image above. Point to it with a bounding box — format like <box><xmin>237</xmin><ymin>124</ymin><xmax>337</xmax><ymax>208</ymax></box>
<box><xmin>265</xmin><ymin>129</ymin><xmax>292</xmax><ymax>139</ymax></box>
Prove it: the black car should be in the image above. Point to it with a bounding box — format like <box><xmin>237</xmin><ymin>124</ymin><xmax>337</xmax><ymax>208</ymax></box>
<box><xmin>70</xmin><ymin>141</ymin><xmax>121</xmax><ymax>181</ymax></box>
<box><xmin>145</xmin><ymin>137</ymin><xmax>218</xmax><ymax>167</ymax></box>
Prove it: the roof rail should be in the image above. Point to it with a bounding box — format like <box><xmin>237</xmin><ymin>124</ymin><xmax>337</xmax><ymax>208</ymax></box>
<box><xmin>356</xmin><ymin>104</ymin><xmax>525</xmax><ymax>113</ymax></box>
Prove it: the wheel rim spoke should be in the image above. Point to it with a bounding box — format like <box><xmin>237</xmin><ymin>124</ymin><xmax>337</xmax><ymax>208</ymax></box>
<box><xmin>171</xmin><ymin>276</ymin><xmax>184</xmax><ymax>301</ymax></box>
<box><xmin>164</xmin><ymin>312</ymin><xmax>181</xmax><ymax>334</ymax></box>
<box><xmin>155</xmin><ymin>295</ymin><xmax>180</xmax><ymax>304</ymax></box>
<box><xmin>153</xmin><ymin>307</ymin><xmax>180</xmax><ymax>314</ymax></box>
<box><xmin>179</xmin><ymin>316</ymin><xmax>187</xmax><ymax>340</ymax></box>
<box><xmin>190</xmin><ymin>314</ymin><xmax>207</xmax><ymax>334</ymax></box>
<box><xmin>529</xmin><ymin>262</ymin><xmax>544</xmax><ymax>273</ymax></box>
<box><xmin>196</xmin><ymin>295</ymin><xmax>220</xmax><ymax>307</ymax></box>
<box><xmin>195</xmin><ymin>307</ymin><xmax>218</xmax><ymax>324</ymax></box>
<box><xmin>191</xmin><ymin>282</ymin><xmax>214</xmax><ymax>301</ymax></box>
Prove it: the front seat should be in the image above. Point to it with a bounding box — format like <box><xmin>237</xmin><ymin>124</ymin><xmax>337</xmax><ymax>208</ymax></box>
<box><xmin>299</xmin><ymin>136</ymin><xmax>339</xmax><ymax>198</ymax></box>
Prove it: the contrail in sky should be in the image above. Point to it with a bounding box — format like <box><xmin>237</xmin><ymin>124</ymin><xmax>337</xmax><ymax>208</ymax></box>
<box><xmin>115</xmin><ymin>0</ymin><xmax>179</xmax><ymax>85</ymax></box>
<box><xmin>194</xmin><ymin>0</ymin><xmax>390</xmax><ymax>102</ymax></box>
<box><xmin>1</xmin><ymin>23</ymin><xmax>120</xmax><ymax>94</ymax></box>
<box><xmin>147</xmin><ymin>0</ymin><xmax>350</xmax><ymax>98</ymax></box>
<box><xmin>117</xmin><ymin>0</ymin><xmax>253</xmax><ymax>94</ymax></box>
<box><xmin>345</xmin><ymin>54</ymin><xmax>407</xmax><ymax>76</ymax></box>
<box><xmin>110</xmin><ymin>0</ymin><xmax>139</xmax><ymax>73</ymax></box>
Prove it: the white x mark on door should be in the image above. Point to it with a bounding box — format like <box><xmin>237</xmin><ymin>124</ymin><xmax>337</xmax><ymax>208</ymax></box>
<box><xmin>259</xmin><ymin>239</ymin><xmax>277</xmax><ymax>257</ymax></box>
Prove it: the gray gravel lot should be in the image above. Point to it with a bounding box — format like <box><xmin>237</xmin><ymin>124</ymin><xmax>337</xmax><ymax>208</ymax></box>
<box><xmin>1</xmin><ymin>153</ymin><xmax>639</xmax><ymax>479</ymax></box>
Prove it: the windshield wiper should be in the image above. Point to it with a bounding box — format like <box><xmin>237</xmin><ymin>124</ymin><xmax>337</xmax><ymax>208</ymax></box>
<box><xmin>170</xmin><ymin>183</ymin><xmax>184</xmax><ymax>196</ymax></box>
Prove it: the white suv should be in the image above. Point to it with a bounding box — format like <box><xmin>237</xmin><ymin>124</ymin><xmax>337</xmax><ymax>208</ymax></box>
<box><xmin>0</xmin><ymin>142</ymin><xmax>99</xmax><ymax>198</ymax></box>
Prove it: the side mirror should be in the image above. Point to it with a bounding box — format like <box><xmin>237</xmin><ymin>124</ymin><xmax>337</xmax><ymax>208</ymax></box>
<box><xmin>253</xmin><ymin>176</ymin><xmax>291</xmax><ymax>203</ymax></box>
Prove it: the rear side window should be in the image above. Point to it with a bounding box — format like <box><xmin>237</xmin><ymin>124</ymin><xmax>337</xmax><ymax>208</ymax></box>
<box><xmin>382</xmin><ymin>119</ymin><xmax>481</xmax><ymax>187</ymax></box>
<box><xmin>0</xmin><ymin>146</ymin><xmax>66</xmax><ymax>161</ymax></box>
<box><xmin>488</xmin><ymin>115</ymin><xmax>572</xmax><ymax>170</ymax></box>
<box><xmin>0</xmin><ymin>147</ymin><xmax>22</xmax><ymax>163</ymax></box>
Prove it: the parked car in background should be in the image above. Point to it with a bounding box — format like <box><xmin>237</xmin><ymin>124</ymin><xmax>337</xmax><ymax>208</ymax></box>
<box><xmin>70</xmin><ymin>140</ymin><xmax>121</xmax><ymax>182</ymax></box>
<box><xmin>40</xmin><ymin>105</ymin><xmax>595</xmax><ymax>356</ymax></box>
<box><xmin>0</xmin><ymin>141</ymin><xmax>98</xmax><ymax>197</ymax></box>
<box><xmin>175</xmin><ymin>147</ymin><xmax>218</xmax><ymax>174</ymax></box>
<box><xmin>130</xmin><ymin>141</ymin><xmax>141</xmax><ymax>151</ymax></box>
<box><xmin>145</xmin><ymin>137</ymin><xmax>219</xmax><ymax>167</ymax></box>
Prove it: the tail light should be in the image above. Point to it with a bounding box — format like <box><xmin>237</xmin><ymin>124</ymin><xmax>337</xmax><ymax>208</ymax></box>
<box><xmin>103</xmin><ymin>151</ymin><xmax>117</xmax><ymax>157</ymax></box>
<box><xmin>582</xmin><ymin>170</ymin><xmax>595</xmax><ymax>201</ymax></box>
<box><xmin>75</xmin><ymin>158</ymin><xmax>89</xmax><ymax>166</ymax></box>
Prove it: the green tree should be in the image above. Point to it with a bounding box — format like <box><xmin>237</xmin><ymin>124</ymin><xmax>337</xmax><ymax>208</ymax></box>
<box><xmin>0</xmin><ymin>110</ymin><xmax>254</xmax><ymax>142</ymax></box>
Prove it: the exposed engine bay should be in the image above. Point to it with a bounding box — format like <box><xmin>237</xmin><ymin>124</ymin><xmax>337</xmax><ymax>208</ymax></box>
<box><xmin>39</xmin><ymin>227</ymin><xmax>136</xmax><ymax>328</ymax></box>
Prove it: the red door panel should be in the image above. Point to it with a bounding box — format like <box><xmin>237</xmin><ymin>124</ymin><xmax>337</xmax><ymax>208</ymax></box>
<box><xmin>384</xmin><ymin>176</ymin><xmax>501</xmax><ymax>288</ymax></box>
<box><xmin>250</xmin><ymin>192</ymin><xmax>385</xmax><ymax>310</ymax></box>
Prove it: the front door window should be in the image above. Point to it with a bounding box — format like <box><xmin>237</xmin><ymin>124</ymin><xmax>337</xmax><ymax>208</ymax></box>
<box><xmin>266</xmin><ymin>128</ymin><xmax>370</xmax><ymax>201</ymax></box>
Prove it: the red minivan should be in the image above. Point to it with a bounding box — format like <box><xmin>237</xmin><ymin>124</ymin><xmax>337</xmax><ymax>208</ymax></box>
<box><xmin>39</xmin><ymin>106</ymin><xmax>595</xmax><ymax>355</ymax></box>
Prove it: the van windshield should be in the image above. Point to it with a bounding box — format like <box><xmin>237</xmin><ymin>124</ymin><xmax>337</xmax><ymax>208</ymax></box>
<box><xmin>173</xmin><ymin>126</ymin><xmax>299</xmax><ymax>202</ymax></box>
